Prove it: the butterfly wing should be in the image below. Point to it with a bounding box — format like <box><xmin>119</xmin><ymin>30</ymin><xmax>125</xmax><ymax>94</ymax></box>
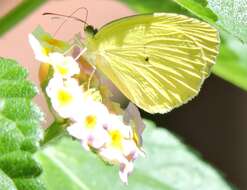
<box><xmin>84</xmin><ymin>13</ymin><xmax>219</xmax><ymax>114</ymax></box>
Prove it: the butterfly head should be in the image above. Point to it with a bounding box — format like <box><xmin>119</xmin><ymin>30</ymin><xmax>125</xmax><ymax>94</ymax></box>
<box><xmin>84</xmin><ymin>25</ymin><xmax>98</xmax><ymax>37</ymax></box>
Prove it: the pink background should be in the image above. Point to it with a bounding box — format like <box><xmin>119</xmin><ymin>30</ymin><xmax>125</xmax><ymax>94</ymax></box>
<box><xmin>1</xmin><ymin>1</ymin><xmax>246</xmax><ymax>189</ymax></box>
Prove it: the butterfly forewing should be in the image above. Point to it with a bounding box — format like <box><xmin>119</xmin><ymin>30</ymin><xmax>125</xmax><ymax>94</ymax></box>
<box><xmin>85</xmin><ymin>13</ymin><xmax>219</xmax><ymax>114</ymax></box>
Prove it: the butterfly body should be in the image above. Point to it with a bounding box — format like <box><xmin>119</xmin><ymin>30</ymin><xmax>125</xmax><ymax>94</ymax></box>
<box><xmin>83</xmin><ymin>13</ymin><xmax>219</xmax><ymax>114</ymax></box>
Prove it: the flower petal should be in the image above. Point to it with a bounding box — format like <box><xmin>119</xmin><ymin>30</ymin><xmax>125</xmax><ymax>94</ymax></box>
<box><xmin>28</xmin><ymin>34</ymin><xmax>49</xmax><ymax>63</ymax></box>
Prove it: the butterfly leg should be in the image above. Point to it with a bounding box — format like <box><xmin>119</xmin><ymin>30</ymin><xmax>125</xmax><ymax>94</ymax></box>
<box><xmin>63</xmin><ymin>43</ymin><xmax>79</xmax><ymax>56</ymax></box>
<box><xmin>87</xmin><ymin>66</ymin><xmax>96</xmax><ymax>90</ymax></box>
<box><xmin>75</xmin><ymin>47</ymin><xmax>87</xmax><ymax>61</ymax></box>
<box><xmin>65</xmin><ymin>41</ymin><xmax>94</xmax><ymax>90</ymax></box>
<box><xmin>63</xmin><ymin>41</ymin><xmax>87</xmax><ymax>61</ymax></box>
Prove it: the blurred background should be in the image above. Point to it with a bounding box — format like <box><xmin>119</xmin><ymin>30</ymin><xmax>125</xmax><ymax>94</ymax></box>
<box><xmin>0</xmin><ymin>0</ymin><xmax>246</xmax><ymax>189</ymax></box>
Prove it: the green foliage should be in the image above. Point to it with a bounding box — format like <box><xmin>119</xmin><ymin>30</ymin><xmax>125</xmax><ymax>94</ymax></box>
<box><xmin>120</xmin><ymin>0</ymin><xmax>185</xmax><ymax>14</ymax></box>
<box><xmin>172</xmin><ymin>0</ymin><xmax>218</xmax><ymax>22</ymax></box>
<box><xmin>36</xmin><ymin>121</ymin><xmax>233</xmax><ymax>190</ymax></box>
<box><xmin>0</xmin><ymin>58</ymin><xmax>45</xmax><ymax>190</ymax></box>
<box><xmin>207</xmin><ymin>0</ymin><xmax>247</xmax><ymax>43</ymax></box>
<box><xmin>213</xmin><ymin>34</ymin><xmax>247</xmax><ymax>90</ymax></box>
<box><xmin>120</xmin><ymin>0</ymin><xmax>247</xmax><ymax>91</ymax></box>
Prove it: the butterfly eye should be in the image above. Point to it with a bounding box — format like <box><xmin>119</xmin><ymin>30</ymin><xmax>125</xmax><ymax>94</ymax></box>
<box><xmin>84</xmin><ymin>25</ymin><xmax>98</xmax><ymax>36</ymax></box>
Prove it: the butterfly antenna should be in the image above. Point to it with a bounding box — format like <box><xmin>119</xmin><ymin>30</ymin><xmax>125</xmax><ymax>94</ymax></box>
<box><xmin>43</xmin><ymin>7</ymin><xmax>89</xmax><ymax>38</ymax></box>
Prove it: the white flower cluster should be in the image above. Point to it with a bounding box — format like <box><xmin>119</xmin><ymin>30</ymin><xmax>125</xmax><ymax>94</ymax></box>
<box><xmin>29</xmin><ymin>34</ymin><xmax>144</xmax><ymax>184</ymax></box>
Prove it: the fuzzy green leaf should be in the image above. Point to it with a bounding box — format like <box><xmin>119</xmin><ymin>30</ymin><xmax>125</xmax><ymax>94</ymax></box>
<box><xmin>36</xmin><ymin>121</ymin><xmax>233</xmax><ymax>190</ymax></box>
<box><xmin>0</xmin><ymin>58</ymin><xmax>44</xmax><ymax>190</ymax></box>
<box><xmin>207</xmin><ymin>0</ymin><xmax>247</xmax><ymax>43</ymax></box>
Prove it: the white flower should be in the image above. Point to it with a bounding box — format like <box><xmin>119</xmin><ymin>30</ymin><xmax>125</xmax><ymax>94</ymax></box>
<box><xmin>119</xmin><ymin>161</ymin><xmax>134</xmax><ymax>185</ymax></box>
<box><xmin>100</xmin><ymin>114</ymin><xmax>134</xmax><ymax>157</ymax></box>
<box><xmin>67</xmin><ymin>101</ymin><xmax>110</xmax><ymax>150</ymax></box>
<box><xmin>49</xmin><ymin>52</ymin><xmax>80</xmax><ymax>78</ymax></box>
<box><xmin>98</xmin><ymin>114</ymin><xmax>142</xmax><ymax>184</ymax></box>
<box><xmin>28</xmin><ymin>33</ymin><xmax>50</xmax><ymax>63</ymax></box>
<box><xmin>29</xmin><ymin>34</ymin><xmax>80</xmax><ymax>78</ymax></box>
<box><xmin>46</xmin><ymin>76</ymin><xmax>84</xmax><ymax>119</ymax></box>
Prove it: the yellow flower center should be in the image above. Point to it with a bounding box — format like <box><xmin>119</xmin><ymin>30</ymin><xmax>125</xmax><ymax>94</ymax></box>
<box><xmin>85</xmin><ymin>115</ymin><xmax>97</xmax><ymax>129</ymax></box>
<box><xmin>42</xmin><ymin>35</ymin><xmax>64</xmax><ymax>49</ymax></box>
<box><xmin>109</xmin><ymin>130</ymin><xmax>123</xmax><ymax>149</ymax></box>
<box><xmin>41</xmin><ymin>47</ymin><xmax>49</xmax><ymax>56</ymax></box>
<box><xmin>56</xmin><ymin>65</ymin><xmax>69</xmax><ymax>76</ymax></box>
<box><xmin>46</xmin><ymin>38</ymin><xmax>62</xmax><ymax>47</ymax></box>
<box><xmin>57</xmin><ymin>89</ymin><xmax>73</xmax><ymax>106</ymax></box>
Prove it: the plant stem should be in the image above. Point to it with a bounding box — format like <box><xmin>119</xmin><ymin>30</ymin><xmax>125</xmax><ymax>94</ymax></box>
<box><xmin>0</xmin><ymin>0</ymin><xmax>47</xmax><ymax>37</ymax></box>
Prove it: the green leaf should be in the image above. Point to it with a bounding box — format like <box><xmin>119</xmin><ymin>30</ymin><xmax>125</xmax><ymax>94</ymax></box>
<box><xmin>213</xmin><ymin>34</ymin><xmax>247</xmax><ymax>91</ymax></box>
<box><xmin>120</xmin><ymin>0</ymin><xmax>186</xmax><ymax>14</ymax></box>
<box><xmin>0</xmin><ymin>0</ymin><xmax>47</xmax><ymax>37</ymax></box>
<box><xmin>41</xmin><ymin>121</ymin><xmax>67</xmax><ymax>146</ymax></box>
<box><xmin>0</xmin><ymin>58</ymin><xmax>45</xmax><ymax>190</ymax></box>
<box><xmin>172</xmin><ymin>0</ymin><xmax>217</xmax><ymax>22</ymax></box>
<box><xmin>36</xmin><ymin>121</ymin><xmax>233</xmax><ymax>190</ymax></box>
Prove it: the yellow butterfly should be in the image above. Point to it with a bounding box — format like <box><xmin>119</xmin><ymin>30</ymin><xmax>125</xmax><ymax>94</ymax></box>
<box><xmin>34</xmin><ymin>13</ymin><xmax>220</xmax><ymax>114</ymax></box>
<box><xmin>82</xmin><ymin>13</ymin><xmax>220</xmax><ymax>114</ymax></box>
